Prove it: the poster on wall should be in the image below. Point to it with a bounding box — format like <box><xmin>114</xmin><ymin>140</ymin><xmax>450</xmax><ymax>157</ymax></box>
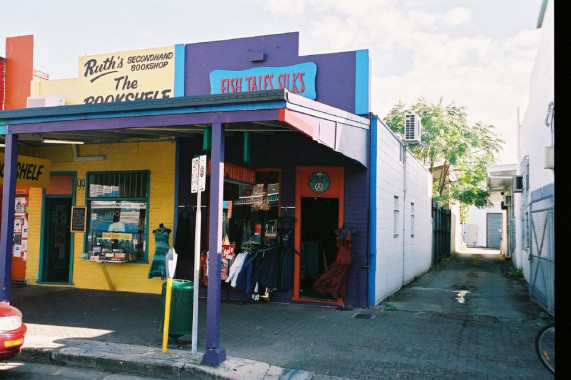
<box><xmin>13</xmin><ymin>218</ymin><xmax>22</xmax><ymax>233</ymax></box>
<box><xmin>13</xmin><ymin>190</ymin><xmax>29</xmax><ymax>267</ymax></box>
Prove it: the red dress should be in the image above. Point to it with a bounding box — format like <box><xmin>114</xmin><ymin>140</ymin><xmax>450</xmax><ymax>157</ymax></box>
<box><xmin>313</xmin><ymin>229</ymin><xmax>353</xmax><ymax>299</ymax></box>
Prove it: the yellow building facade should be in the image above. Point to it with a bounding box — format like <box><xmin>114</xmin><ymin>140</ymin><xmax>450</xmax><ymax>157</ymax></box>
<box><xmin>20</xmin><ymin>141</ymin><xmax>176</xmax><ymax>293</ymax></box>
<box><xmin>9</xmin><ymin>44</ymin><xmax>181</xmax><ymax>294</ymax></box>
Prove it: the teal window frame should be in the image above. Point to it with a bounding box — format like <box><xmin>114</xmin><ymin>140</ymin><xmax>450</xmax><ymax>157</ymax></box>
<box><xmin>85</xmin><ymin>170</ymin><xmax>150</xmax><ymax>263</ymax></box>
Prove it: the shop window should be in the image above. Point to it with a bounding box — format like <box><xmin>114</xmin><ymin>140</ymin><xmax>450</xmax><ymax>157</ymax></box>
<box><xmin>85</xmin><ymin>171</ymin><xmax>149</xmax><ymax>262</ymax></box>
<box><xmin>223</xmin><ymin>170</ymin><xmax>280</xmax><ymax>249</ymax></box>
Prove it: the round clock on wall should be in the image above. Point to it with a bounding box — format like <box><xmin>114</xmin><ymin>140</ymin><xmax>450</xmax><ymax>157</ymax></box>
<box><xmin>308</xmin><ymin>172</ymin><xmax>330</xmax><ymax>194</ymax></box>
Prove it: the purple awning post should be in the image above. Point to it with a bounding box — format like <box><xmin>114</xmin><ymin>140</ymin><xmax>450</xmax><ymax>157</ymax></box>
<box><xmin>0</xmin><ymin>133</ymin><xmax>18</xmax><ymax>303</ymax></box>
<box><xmin>202</xmin><ymin>123</ymin><xmax>226</xmax><ymax>367</ymax></box>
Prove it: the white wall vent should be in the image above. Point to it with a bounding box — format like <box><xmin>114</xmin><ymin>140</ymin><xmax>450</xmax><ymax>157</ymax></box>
<box><xmin>26</xmin><ymin>95</ymin><xmax>65</xmax><ymax>108</ymax></box>
<box><xmin>404</xmin><ymin>113</ymin><xmax>422</xmax><ymax>143</ymax></box>
<box><xmin>503</xmin><ymin>194</ymin><xmax>513</xmax><ymax>207</ymax></box>
<box><xmin>512</xmin><ymin>175</ymin><xmax>524</xmax><ymax>193</ymax></box>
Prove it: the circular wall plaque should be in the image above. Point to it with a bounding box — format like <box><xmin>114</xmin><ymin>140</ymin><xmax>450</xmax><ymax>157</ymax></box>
<box><xmin>308</xmin><ymin>172</ymin><xmax>330</xmax><ymax>194</ymax></box>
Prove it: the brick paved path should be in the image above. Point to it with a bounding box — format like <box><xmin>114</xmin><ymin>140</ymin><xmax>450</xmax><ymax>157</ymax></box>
<box><xmin>11</xmin><ymin>251</ymin><xmax>553</xmax><ymax>379</ymax></box>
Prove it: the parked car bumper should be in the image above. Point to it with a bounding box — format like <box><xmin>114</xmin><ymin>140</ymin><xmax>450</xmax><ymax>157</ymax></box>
<box><xmin>0</xmin><ymin>323</ymin><xmax>27</xmax><ymax>360</ymax></box>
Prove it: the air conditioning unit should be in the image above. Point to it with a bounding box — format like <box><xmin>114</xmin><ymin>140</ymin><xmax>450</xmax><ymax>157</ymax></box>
<box><xmin>513</xmin><ymin>175</ymin><xmax>524</xmax><ymax>193</ymax></box>
<box><xmin>503</xmin><ymin>194</ymin><xmax>513</xmax><ymax>207</ymax></box>
<box><xmin>404</xmin><ymin>113</ymin><xmax>422</xmax><ymax>143</ymax></box>
<box><xmin>544</xmin><ymin>145</ymin><xmax>554</xmax><ymax>169</ymax></box>
<box><xmin>26</xmin><ymin>95</ymin><xmax>65</xmax><ymax>108</ymax></box>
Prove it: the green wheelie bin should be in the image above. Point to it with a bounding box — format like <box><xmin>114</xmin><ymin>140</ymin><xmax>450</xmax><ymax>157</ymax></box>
<box><xmin>158</xmin><ymin>279</ymin><xmax>193</xmax><ymax>340</ymax></box>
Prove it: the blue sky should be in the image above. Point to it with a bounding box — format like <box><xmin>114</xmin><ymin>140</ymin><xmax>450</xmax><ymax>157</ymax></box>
<box><xmin>2</xmin><ymin>0</ymin><xmax>544</xmax><ymax>163</ymax></box>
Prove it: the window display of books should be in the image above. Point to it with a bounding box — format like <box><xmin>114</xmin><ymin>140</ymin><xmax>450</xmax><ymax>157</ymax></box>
<box><xmin>89</xmin><ymin>248</ymin><xmax>137</xmax><ymax>262</ymax></box>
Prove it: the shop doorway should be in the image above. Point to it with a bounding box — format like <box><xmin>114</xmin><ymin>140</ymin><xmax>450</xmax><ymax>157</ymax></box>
<box><xmin>293</xmin><ymin>166</ymin><xmax>344</xmax><ymax>304</ymax></box>
<box><xmin>300</xmin><ymin>197</ymin><xmax>339</xmax><ymax>300</ymax></box>
<box><xmin>40</xmin><ymin>174</ymin><xmax>76</xmax><ymax>284</ymax></box>
<box><xmin>41</xmin><ymin>197</ymin><xmax>72</xmax><ymax>283</ymax></box>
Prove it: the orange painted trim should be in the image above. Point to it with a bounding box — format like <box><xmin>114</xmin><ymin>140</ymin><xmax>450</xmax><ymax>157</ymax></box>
<box><xmin>280</xmin><ymin>109</ymin><xmax>318</xmax><ymax>139</ymax></box>
<box><xmin>45</xmin><ymin>174</ymin><xmax>74</xmax><ymax>195</ymax></box>
<box><xmin>293</xmin><ymin>166</ymin><xmax>344</xmax><ymax>303</ymax></box>
<box><xmin>5</xmin><ymin>35</ymin><xmax>34</xmax><ymax>110</ymax></box>
<box><xmin>290</xmin><ymin>296</ymin><xmax>344</xmax><ymax>306</ymax></box>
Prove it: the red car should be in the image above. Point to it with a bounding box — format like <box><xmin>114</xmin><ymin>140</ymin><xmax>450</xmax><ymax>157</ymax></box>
<box><xmin>0</xmin><ymin>302</ymin><xmax>27</xmax><ymax>360</ymax></box>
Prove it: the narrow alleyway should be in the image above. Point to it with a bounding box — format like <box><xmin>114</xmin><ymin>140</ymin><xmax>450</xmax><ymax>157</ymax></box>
<box><xmin>384</xmin><ymin>248</ymin><xmax>540</xmax><ymax>322</ymax></box>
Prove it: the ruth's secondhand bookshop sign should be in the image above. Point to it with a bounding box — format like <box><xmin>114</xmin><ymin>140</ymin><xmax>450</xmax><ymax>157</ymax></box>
<box><xmin>35</xmin><ymin>46</ymin><xmax>177</xmax><ymax>106</ymax></box>
<box><xmin>0</xmin><ymin>155</ymin><xmax>51</xmax><ymax>188</ymax></box>
<box><xmin>209</xmin><ymin>62</ymin><xmax>317</xmax><ymax>99</ymax></box>
<box><xmin>80</xmin><ymin>46</ymin><xmax>176</xmax><ymax>104</ymax></box>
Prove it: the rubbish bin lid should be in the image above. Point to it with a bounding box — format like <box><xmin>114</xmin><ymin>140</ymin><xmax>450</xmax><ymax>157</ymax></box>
<box><xmin>172</xmin><ymin>279</ymin><xmax>193</xmax><ymax>289</ymax></box>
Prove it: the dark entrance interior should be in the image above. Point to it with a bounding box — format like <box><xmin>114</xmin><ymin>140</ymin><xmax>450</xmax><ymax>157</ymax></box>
<box><xmin>42</xmin><ymin>197</ymin><xmax>72</xmax><ymax>283</ymax></box>
<box><xmin>300</xmin><ymin>197</ymin><xmax>339</xmax><ymax>300</ymax></box>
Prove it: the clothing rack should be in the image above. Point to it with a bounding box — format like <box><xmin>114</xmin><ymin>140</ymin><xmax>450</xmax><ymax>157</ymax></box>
<box><xmin>222</xmin><ymin>241</ymin><xmax>279</xmax><ymax>302</ymax></box>
<box><xmin>177</xmin><ymin>204</ymin><xmax>206</xmax><ymax>210</ymax></box>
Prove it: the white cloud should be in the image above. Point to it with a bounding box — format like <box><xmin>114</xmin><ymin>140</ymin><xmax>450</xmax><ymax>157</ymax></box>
<box><xmin>257</xmin><ymin>0</ymin><xmax>307</xmax><ymax>15</ymax></box>
<box><xmin>442</xmin><ymin>7</ymin><xmax>473</xmax><ymax>28</ymax></box>
<box><xmin>3</xmin><ymin>0</ymin><xmax>541</xmax><ymax>164</ymax></box>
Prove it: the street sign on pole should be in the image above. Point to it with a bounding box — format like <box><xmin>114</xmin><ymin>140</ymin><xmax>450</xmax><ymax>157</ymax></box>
<box><xmin>191</xmin><ymin>157</ymin><xmax>199</xmax><ymax>194</ymax></box>
<box><xmin>191</xmin><ymin>155</ymin><xmax>207</xmax><ymax>194</ymax></box>
<box><xmin>191</xmin><ymin>154</ymin><xmax>206</xmax><ymax>354</ymax></box>
<box><xmin>198</xmin><ymin>155</ymin><xmax>206</xmax><ymax>191</ymax></box>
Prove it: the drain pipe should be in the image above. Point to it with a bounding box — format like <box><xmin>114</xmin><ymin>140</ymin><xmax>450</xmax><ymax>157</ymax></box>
<box><xmin>402</xmin><ymin>143</ymin><xmax>407</xmax><ymax>287</ymax></box>
<box><xmin>72</xmin><ymin>144</ymin><xmax>106</xmax><ymax>161</ymax></box>
<box><xmin>368</xmin><ymin>115</ymin><xmax>378</xmax><ymax>307</ymax></box>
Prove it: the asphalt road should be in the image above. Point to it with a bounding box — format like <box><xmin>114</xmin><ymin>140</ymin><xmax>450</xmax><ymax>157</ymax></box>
<box><xmin>0</xmin><ymin>361</ymin><xmax>157</xmax><ymax>380</ymax></box>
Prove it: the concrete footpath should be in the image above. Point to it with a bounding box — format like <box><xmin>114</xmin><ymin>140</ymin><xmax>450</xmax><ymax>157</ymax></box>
<box><xmin>4</xmin><ymin>249</ymin><xmax>554</xmax><ymax>379</ymax></box>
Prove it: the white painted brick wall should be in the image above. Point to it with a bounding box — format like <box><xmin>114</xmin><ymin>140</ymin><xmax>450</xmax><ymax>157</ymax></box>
<box><xmin>373</xmin><ymin>121</ymin><xmax>432</xmax><ymax>304</ymax></box>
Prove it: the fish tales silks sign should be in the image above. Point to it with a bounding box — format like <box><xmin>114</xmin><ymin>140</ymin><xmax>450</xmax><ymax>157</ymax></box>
<box><xmin>0</xmin><ymin>156</ymin><xmax>51</xmax><ymax>188</ymax></box>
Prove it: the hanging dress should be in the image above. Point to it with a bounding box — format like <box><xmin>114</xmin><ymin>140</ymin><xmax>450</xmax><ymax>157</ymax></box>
<box><xmin>312</xmin><ymin>228</ymin><xmax>354</xmax><ymax>299</ymax></box>
<box><xmin>148</xmin><ymin>225</ymin><xmax>171</xmax><ymax>280</ymax></box>
<box><xmin>278</xmin><ymin>229</ymin><xmax>295</xmax><ymax>290</ymax></box>
<box><xmin>252</xmin><ymin>244</ymin><xmax>279</xmax><ymax>290</ymax></box>
<box><xmin>277</xmin><ymin>215</ymin><xmax>295</xmax><ymax>290</ymax></box>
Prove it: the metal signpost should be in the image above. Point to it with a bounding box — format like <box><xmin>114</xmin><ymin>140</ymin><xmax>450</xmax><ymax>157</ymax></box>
<box><xmin>191</xmin><ymin>155</ymin><xmax>206</xmax><ymax>354</ymax></box>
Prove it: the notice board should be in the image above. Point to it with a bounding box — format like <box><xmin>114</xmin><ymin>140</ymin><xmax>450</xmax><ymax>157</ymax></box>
<box><xmin>70</xmin><ymin>206</ymin><xmax>86</xmax><ymax>233</ymax></box>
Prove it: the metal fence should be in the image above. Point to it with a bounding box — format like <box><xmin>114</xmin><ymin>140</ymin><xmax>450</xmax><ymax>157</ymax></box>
<box><xmin>432</xmin><ymin>201</ymin><xmax>451</xmax><ymax>263</ymax></box>
<box><xmin>529</xmin><ymin>194</ymin><xmax>555</xmax><ymax>315</ymax></box>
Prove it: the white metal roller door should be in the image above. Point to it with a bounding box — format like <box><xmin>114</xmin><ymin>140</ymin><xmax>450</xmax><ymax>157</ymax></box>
<box><xmin>486</xmin><ymin>213</ymin><xmax>502</xmax><ymax>248</ymax></box>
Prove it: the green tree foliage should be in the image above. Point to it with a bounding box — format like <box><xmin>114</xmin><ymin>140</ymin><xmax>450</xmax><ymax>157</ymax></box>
<box><xmin>383</xmin><ymin>98</ymin><xmax>504</xmax><ymax>219</ymax></box>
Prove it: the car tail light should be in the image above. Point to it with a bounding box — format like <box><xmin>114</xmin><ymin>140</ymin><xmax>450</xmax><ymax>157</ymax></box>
<box><xmin>3</xmin><ymin>337</ymin><xmax>24</xmax><ymax>348</ymax></box>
